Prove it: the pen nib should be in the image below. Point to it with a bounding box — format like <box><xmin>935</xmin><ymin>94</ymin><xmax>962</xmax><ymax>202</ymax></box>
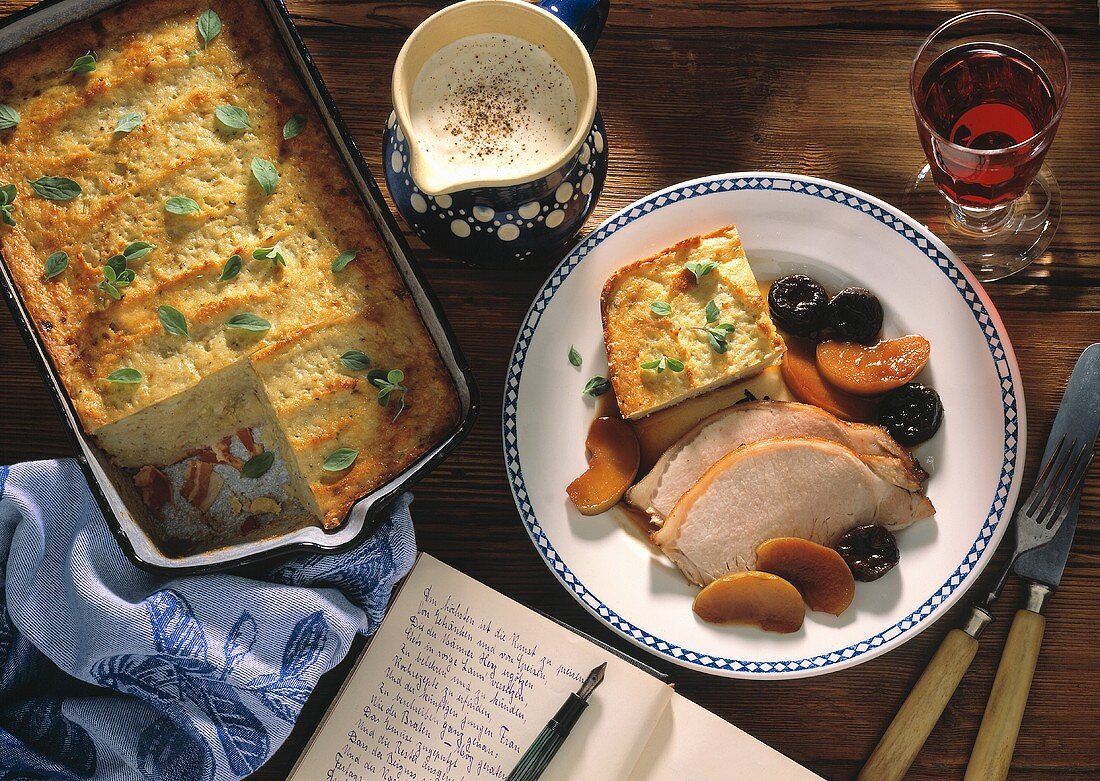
<box><xmin>577</xmin><ymin>662</ymin><xmax>607</xmax><ymax>701</ymax></box>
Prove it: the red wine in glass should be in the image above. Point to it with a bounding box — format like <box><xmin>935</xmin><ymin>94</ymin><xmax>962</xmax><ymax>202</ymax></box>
<box><xmin>915</xmin><ymin>42</ymin><xmax>1058</xmax><ymax>208</ymax></box>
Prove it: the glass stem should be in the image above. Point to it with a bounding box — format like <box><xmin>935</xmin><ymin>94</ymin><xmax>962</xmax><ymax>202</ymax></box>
<box><xmin>948</xmin><ymin>199</ymin><xmax>1016</xmax><ymax>234</ymax></box>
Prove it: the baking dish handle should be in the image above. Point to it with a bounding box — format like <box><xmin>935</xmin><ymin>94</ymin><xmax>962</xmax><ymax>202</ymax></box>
<box><xmin>538</xmin><ymin>0</ymin><xmax>609</xmax><ymax>51</ymax></box>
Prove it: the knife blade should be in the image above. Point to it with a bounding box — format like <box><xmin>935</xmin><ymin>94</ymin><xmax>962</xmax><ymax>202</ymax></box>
<box><xmin>1014</xmin><ymin>342</ymin><xmax>1100</xmax><ymax>588</ymax></box>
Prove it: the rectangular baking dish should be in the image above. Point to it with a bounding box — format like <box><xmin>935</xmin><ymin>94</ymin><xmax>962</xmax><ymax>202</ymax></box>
<box><xmin>0</xmin><ymin>0</ymin><xmax>479</xmax><ymax>574</ymax></box>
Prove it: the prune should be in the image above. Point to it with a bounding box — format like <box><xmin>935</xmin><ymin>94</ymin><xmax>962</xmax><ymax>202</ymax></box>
<box><xmin>768</xmin><ymin>274</ymin><xmax>829</xmax><ymax>337</ymax></box>
<box><xmin>835</xmin><ymin>524</ymin><xmax>899</xmax><ymax>582</ymax></box>
<box><xmin>878</xmin><ymin>383</ymin><xmax>943</xmax><ymax>446</ymax></box>
<box><xmin>828</xmin><ymin>287</ymin><xmax>883</xmax><ymax>344</ymax></box>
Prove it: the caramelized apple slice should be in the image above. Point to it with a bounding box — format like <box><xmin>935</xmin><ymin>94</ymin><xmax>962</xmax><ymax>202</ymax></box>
<box><xmin>567</xmin><ymin>416</ymin><xmax>640</xmax><ymax>515</ymax></box>
<box><xmin>816</xmin><ymin>336</ymin><xmax>930</xmax><ymax>396</ymax></box>
<box><xmin>692</xmin><ymin>571</ymin><xmax>805</xmax><ymax>633</ymax></box>
<box><xmin>780</xmin><ymin>336</ymin><xmax>878</xmax><ymax>422</ymax></box>
<box><xmin>755</xmin><ymin>537</ymin><xmax>855</xmax><ymax>616</ymax></box>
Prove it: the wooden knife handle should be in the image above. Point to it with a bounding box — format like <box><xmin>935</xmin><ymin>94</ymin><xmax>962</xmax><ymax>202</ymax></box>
<box><xmin>964</xmin><ymin>609</ymin><xmax>1046</xmax><ymax>781</ymax></box>
<box><xmin>859</xmin><ymin>628</ymin><xmax>979</xmax><ymax>781</ymax></box>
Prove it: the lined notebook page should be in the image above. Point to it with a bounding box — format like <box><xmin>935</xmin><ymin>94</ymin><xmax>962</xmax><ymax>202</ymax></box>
<box><xmin>626</xmin><ymin>694</ymin><xmax>823</xmax><ymax>780</ymax></box>
<box><xmin>288</xmin><ymin>554</ymin><xmax>672</xmax><ymax>781</ymax></box>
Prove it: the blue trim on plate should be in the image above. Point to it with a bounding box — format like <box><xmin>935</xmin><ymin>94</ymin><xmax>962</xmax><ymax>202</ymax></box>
<box><xmin>503</xmin><ymin>174</ymin><xmax>1021</xmax><ymax>676</ymax></box>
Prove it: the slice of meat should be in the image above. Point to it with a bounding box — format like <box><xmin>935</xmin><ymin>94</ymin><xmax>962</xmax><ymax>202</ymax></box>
<box><xmin>182</xmin><ymin>460</ymin><xmax>224</xmax><ymax>513</ymax></box>
<box><xmin>629</xmin><ymin>400</ymin><xmax>926</xmax><ymax>524</ymax></box>
<box><xmin>651</xmin><ymin>437</ymin><xmax>935</xmax><ymax>586</ymax></box>
<box><xmin>134</xmin><ymin>465</ymin><xmax>172</xmax><ymax>512</ymax></box>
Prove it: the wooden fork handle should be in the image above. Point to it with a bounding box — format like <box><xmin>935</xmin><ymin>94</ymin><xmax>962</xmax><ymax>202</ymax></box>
<box><xmin>859</xmin><ymin>627</ymin><xmax>980</xmax><ymax>781</ymax></box>
<box><xmin>964</xmin><ymin>608</ymin><xmax>1047</xmax><ymax>781</ymax></box>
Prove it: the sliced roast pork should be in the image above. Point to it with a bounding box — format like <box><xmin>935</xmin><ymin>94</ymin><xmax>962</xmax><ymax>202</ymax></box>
<box><xmin>650</xmin><ymin>437</ymin><xmax>935</xmax><ymax>586</ymax></box>
<box><xmin>629</xmin><ymin>400</ymin><xmax>926</xmax><ymax>524</ymax></box>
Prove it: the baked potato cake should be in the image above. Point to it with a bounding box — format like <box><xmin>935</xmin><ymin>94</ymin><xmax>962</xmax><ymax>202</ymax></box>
<box><xmin>0</xmin><ymin>0</ymin><xmax>459</xmax><ymax>551</ymax></box>
<box><xmin>601</xmin><ymin>224</ymin><xmax>784</xmax><ymax>420</ymax></box>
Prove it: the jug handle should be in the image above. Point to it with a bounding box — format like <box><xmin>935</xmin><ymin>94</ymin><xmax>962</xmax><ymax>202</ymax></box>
<box><xmin>538</xmin><ymin>0</ymin><xmax>609</xmax><ymax>51</ymax></box>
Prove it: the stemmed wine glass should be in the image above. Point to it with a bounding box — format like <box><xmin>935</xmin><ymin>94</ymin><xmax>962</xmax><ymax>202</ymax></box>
<box><xmin>903</xmin><ymin>11</ymin><xmax>1070</xmax><ymax>281</ymax></box>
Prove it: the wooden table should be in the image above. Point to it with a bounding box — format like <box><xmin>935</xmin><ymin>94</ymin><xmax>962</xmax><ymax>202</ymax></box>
<box><xmin>2</xmin><ymin>1</ymin><xmax>1098</xmax><ymax>778</ymax></box>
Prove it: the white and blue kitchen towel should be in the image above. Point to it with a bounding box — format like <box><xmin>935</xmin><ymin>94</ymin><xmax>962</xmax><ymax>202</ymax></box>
<box><xmin>0</xmin><ymin>459</ymin><xmax>416</xmax><ymax>781</ymax></box>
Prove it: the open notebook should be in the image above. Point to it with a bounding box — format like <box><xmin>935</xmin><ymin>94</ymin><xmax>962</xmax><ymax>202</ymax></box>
<box><xmin>288</xmin><ymin>554</ymin><xmax>821</xmax><ymax>780</ymax></box>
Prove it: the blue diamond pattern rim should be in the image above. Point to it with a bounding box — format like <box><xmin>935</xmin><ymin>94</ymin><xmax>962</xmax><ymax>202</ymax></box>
<box><xmin>502</xmin><ymin>172</ymin><xmax>1025</xmax><ymax>678</ymax></box>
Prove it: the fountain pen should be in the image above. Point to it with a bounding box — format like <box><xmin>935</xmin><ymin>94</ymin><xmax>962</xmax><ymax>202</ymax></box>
<box><xmin>504</xmin><ymin>662</ymin><xmax>607</xmax><ymax>781</ymax></box>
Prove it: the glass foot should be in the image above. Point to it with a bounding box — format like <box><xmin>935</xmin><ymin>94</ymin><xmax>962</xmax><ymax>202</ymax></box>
<box><xmin>901</xmin><ymin>164</ymin><xmax>1060</xmax><ymax>282</ymax></box>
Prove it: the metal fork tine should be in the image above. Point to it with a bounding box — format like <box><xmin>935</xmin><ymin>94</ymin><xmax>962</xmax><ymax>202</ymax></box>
<box><xmin>1026</xmin><ymin>436</ymin><xmax>1077</xmax><ymax>516</ymax></box>
<box><xmin>1034</xmin><ymin>442</ymin><xmax>1087</xmax><ymax>525</ymax></box>
<box><xmin>1022</xmin><ymin>434</ymin><xmax>1067</xmax><ymax>511</ymax></box>
<box><xmin>1044</xmin><ymin>454</ymin><xmax>1093</xmax><ymax>531</ymax></box>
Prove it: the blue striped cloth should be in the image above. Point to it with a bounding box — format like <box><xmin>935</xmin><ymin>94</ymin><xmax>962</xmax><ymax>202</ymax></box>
<box><xmin>0</xmin><ymin>459</ymin><xmax>416</xmax><ymax>781</ymax></box>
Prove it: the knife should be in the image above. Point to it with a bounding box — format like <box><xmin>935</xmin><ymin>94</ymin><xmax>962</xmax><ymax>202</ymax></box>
<box><xmin>860</xmin><ymin>343</ymin><xmax>1100</xmax><ymax>781</ymax></box>
<box><xmin>964</xmin><ymin>344</ymin><xmax>1100</xmax><ymax>781</ymax></box>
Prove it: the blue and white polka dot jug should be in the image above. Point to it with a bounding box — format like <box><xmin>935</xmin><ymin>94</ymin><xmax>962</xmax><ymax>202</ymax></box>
<box><xmin>385</xmin><ymin>0</ymin><xmax>610</xmax><ymax>265</ymax></box>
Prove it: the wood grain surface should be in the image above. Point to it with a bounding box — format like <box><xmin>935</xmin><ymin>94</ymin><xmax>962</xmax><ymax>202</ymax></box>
<box><xmin>1</xmin><ymin>1</ymin><xmax>1098</xmax><ymax>779</ymax></box>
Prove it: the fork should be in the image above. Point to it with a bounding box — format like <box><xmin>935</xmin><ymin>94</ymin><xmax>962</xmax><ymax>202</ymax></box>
<box><xmin>859</xmin><ymin>434</ymin><xmax>1092</xmax><ymax>781</ymax></box>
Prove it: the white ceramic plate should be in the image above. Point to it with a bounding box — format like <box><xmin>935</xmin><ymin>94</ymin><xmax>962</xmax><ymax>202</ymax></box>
<box><xmin>504</xmin><ymin>173</ymin><xmax>1026</xmax><ymax>679</ymax></box>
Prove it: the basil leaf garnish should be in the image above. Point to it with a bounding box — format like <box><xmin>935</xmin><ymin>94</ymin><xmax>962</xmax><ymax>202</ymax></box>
<box><xmin>215</xmin><ymin>104</ymin><xmax>251</xmax><ymax>131</ymax></box>
<box><xmin>252</xmin><ymin>243</ymin><xmax>286</xmax><ymax>267</ymax></box>
<box><xmin>225</xmin><ymin>312</ymin><xmax>271</xmax><ymax>332</ymax></box>
<box><xmin>0</xmin><ymin>104</ymin><xmax>19</xmax><ymax>130</ymax></box>
<box><xmin>123</xmin><ymin>241</ymin><xmax>155</xmax><ymax>261</ymax></box>
<box><xmin>114</xmin><ymin>111</ymin><xmax>144</xmax><ymax>133</ymax></box>
<box><xmin>282</xmin><ymin>113</ymin><xmax>306</xmax><ymax>140</ymax></box>
<box><xmin>28</xmin><ymin>176</ymin><xmax>81</xmax><ymax>201</ymax></box>
<box><xmin>251</xmin><ymin>157</ymin><xmax>278</xmax><ymax>195</ymax></box>
<box><xmin>157</xmin><ymin>305</ymin><xmax>189</xmax><ymax>337</ymax></box>
<box><xmin>1</xmin><ymin>184</ymin><xmax>16</xmax><ymax>226</ymax></box>
<box><xmin>705</xmin><ymin>299</ymin><xmax>720</xmax><ymax>324</ymax></box>
<box><xmin>322</xmin><ymin>447</ymin><xmax>359</xmax><ymax>472</ymax></box>
<box><xmin>43</xmin><ymin>251</ymin><xmax>68</xmax><ymax>280</ymax></box>
<box><xmin>106</xmin><ymin>254</ymin><xmax>127</xmax><ymax>277</ymax></box>
<box><xmin>340</xmin><ymin>350</ymin><xmax>371</xmax><ymax>371</ymax></box>
<box><xmin>106</xmin><ymin>368</ymin><xmax>142</xmax><ymax>384</ymax></box>
<box><xmin>568</xmin><ymin>345</ymin><xmax>582</xmax><ymax>367</ymax></box>
<box><xmin>582</xmin><ymin>376</ymin><xmax>611</xmax><ymax>397</ymax></box>
<box><xmin>67</xmin><ymin>51</ymin><xmax>98</xmax><ymax>74</ymax></box>
<box><xmin>197</xmin><ymin>9</ymin><xmax>222</xmax><ymax>48</ymax></box>
<box><xmin>330</xmin><ymin>250</ymin><xmax>356</xmax><ymax>272</ymax></box>
<box><xmin>218</xmin><ymin>253</ymin><xmax>242</xmax><ymax>281</ymax></box>
<box><xmin>651</xmin><ymin>301</ymin><xmax>671</xmax><ymax>317</ymax></box>
<box><xmin>685</xmin><ymin>261</ymin><xmax>716</xmax><ymax>282</ymax></box>
<box><xmin>242</xmin><ymin>450</ymin><xmax>275</xmax><ymax>478</ymax></box>
<box><xmin>165</xmin><ymin>196</ymin><xmax>200</xmax><ymax>215</ymax></box>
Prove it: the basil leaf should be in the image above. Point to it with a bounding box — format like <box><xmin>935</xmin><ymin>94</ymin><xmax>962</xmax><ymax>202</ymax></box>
<box><xmin>98</xmin><ymin>281</ymin><xmax>121</xmax><ymax>300</ymax></box>
<box><xmin>330</xmin><ymin>250</ymin><xmax>356</xmax><ymax>273</ymax></box>
<box><xmin>705</xmin><ymin>299</ymin><xmax>720</xmax><ymax>324</ymax></box>
<box><xmin>115</xmin><ymin>268</ymin><xmax>135</xmax><ymax>285</ymax></box>
<box><xmin>102</xmin><ymin>264</ymin><xmax>118</xmax><ymax>283</ymax></box>
<box><xmin>650</xmin><ymin>301</ymin><xmax>671</xmax><ymax>317</ymax></box>
<box><xmin>340</xmin><ymin>350</ymin><xmax>371</xmax><ymax>371</ymax></box>
<box><xmin>282</xmin><ymin>113</ymin><xmax>306</xmax><ymax>140</ymax></box>
<box><xmin>215</xmin><ymin>104</ymin><xmax>251</xmax><ymax>131</ymax></box>
<box><xmin>114</xmin><ymin>111</ymin><xmax>144</xmax><ymax>133</ymax></box>
<box><xmin>218</xmin><ymin>253</ymin><xmax>242</xmax><ymax>281</ymax></box>
<box><xmin>0</xmin><ymin>104</ymin><xmax>19</xmax><ymax>130</ymax></box>
<box><xmin>157</xmin><ymin>305</ymin><xmax>189</xmax><ymax>337</ymax></box>
<box><xmin>106</xmin><ymin>254</ymin><xmax>127</xmax><ymax>277</ymax></box>
<box><xmin>106</xmin><ymin>367</ymin><xmax>141</xmax><ymax>384</ymax></box>
<box><xmin>640</xmin><ymin>359</ymin><xmax>662</xmax><ymax>370</ymax></box>
<box><xmin>583</xmin><ymin>376</ymin><xmax>610</xmax><ymax>397</ymax></box>
<box><xmin>67</xmin><ymin>51</ymin><xmax>98</xmax><ymax>74</ymax></box>
<box><xmin>685</xmin><ymin>261</ymin><xmax>716</xmax><ymax>282</ymax></box>
<box><xmin>0</xmin><ymin>184</ymin><xmax>15</xmax><ymax>205</ymax></box>
<box><xmin>225</xmin><ymin>312</ymin><xmax>271</xmax><ymax>332</ymax></box>
<box><xmin>386</xmin><ymin>369</ymin><xmax>405</xmax><ymax>385</ymax></box>
<box><xmin>322</xmin><ymin>447</ymin><xmax>359</xmax><ymax>472</ymax></box>
<box><xmin>123</xmin><ymin>241</ymin><xmax>154</xmax><ymax>261</ymax></box>
<box><xmin>665</xmin><ymin>357</ymin><xmax>685</xmax><ymax>372</ymax></box>
<box><xmin>165</xmin><ymin>196</ymin><xmax>200</xmax><ymax>215</ymax></box>
<box><xmin>43</xmin><ymin>251</ymin><xmax>68</xmax><ymax>280</ymax></box>
<box><xmin>568</xmin><ymin>345</ymin><xmax>582</xmax><ymax>367</ymax></box>
<box><xmin>250</xmin><ymin>157</ymin><xmax>278</xmax><ymax>195</ymax></box>
<box><xmin>28</xmin><ymin>176</ymin><xmax>81</xmax><ymax>201</ymax></box>
<box><xmin>242</xmin><ymin>451</ymin><xmax>275</xmax><ymax>479</ymax></box>
<box><xmin>197</xmin><ymin>8</ymin><xmax>222</xmax><ymax>48</ymax></box>
<box><xmin>252</xmin><ymin>243</ymin><xmax>286</xmax><ymax>267</ymax></box>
